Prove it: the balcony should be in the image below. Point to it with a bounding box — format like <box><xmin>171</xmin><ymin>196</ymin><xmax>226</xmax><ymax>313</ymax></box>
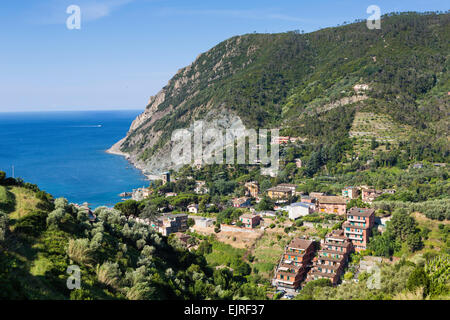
<box><xmin>346</xmin><ymin>234</ymin><xmax>364</xmax><ymax>241</ymax></box>
<box><xmin>344</xmin><ymin>228</ymin><xmax>363</xmax><ymax>235</ymax></box>
<box><xmin>347</xmin><ymin>217</ymin><xmax>366</xmax><ymax>223</ymax></box>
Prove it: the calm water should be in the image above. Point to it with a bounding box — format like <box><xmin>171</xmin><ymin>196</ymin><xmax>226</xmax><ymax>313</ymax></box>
<box><xmin>0</xmin><ymin>110</ymin><xmax>148</xmax><ymax>208</ymax></box>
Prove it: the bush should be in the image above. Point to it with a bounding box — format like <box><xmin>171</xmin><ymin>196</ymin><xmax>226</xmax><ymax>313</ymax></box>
<box><xmin>67</xmin><ymin>238</ymin><xmax>94</xmax><ymax>266</ymax></box>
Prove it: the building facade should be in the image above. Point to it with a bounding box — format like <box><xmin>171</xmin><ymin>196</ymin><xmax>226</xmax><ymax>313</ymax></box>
<box><xmin>306</xmin><ymin>230</ymin><xmax>353</xmax><ymax>285</ymax></box>
<box><xmin>273</xmin><ymin>238</ymin><xmax>316</xmax><ymax>292</ymax></box>
<box><xmin>342</xmin><ymin>187</ymin><xmax>360</xmax><ymax>199</ymax></box>
<box><xmin>157</xmin><ymin>214</ymin><xmax>188</xmax><ymax>236</ymax></box>
<box><xmin>239</xmin><ymin>214</ymin><xmax>261</xmax><ymax>228</ymax></box>
<box><xmin>343</xmin><ymin>207</ymin><xmax>375</xmax><ymax>251</ymax></box>
<box><xmin>316</xmin><ymin>196</ymin><xmax>347</xmax><ymax>215</ymax></box>
<box><xmin>267</xmin><ymin>186</ymin><xmax>293</xmax><ymax>200</ymax></box>
<box><xmin>244</xmin><ymin>181</ymin><xmax>260</xmax><ymax>198</ymax></box>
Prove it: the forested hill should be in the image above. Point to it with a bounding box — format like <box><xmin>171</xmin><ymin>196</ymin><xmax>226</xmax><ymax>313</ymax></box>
<box><xmin>112</xmin><ymin>12</ymin><xmax>449</xmax><ymax>173</ymax></box>
<box><xmin>0</xmin><ymin>176</ymin><xmax>265</xmax><ymax>300</ymax></box>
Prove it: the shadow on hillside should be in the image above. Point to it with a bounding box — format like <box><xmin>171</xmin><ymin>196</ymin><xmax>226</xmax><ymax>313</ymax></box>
<box><xmin>0</xmin><ymin>186</ymin><xmax>16</xmax><ymax>214</ymax></box>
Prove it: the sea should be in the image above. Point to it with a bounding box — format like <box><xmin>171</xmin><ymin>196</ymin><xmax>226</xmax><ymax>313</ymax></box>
<box><xmin>0</xmin><ymin>110</ymin><xmax>149</xmax><ymax>208</ymax></box>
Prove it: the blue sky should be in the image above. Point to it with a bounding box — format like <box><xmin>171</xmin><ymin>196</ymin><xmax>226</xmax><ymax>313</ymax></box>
<box><xmin>0</xmin><ymin>0</ymin><xmax>448</xmax><ymax>112</ymax></box>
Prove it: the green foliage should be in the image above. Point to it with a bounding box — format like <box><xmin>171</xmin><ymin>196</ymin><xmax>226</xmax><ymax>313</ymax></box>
<box><xmin>114</xmin><ymin>200</ymin><xmax>140</xmax><ymax>217</ymax></box>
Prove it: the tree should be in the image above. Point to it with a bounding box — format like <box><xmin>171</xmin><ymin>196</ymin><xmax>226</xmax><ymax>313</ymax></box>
<box><xmin>388</xmin><ymin>209</ymin><xmax>420</xmax><ymax>242</ymax></box>
<box><xmin>140</xmin><ymin>203</ymin><xmax>159</xmax><ymax>220</ymax></box>
<box><xmin>187</xmin><ymin>218</ymin><xmax>195</xmax><ymax>227</ymax></box>
<box><xmin>114</xmin><ymin>200</ymin><xmax>139</xmax><ymax>217</ymax></box>
<box><xmin>0</xmin><ymin>211</ymin><xmax>8</xmax><ymax>242</ymax></box>
<box><xmin>407</xmin><ymin>267</ymin><xmax>429</xmax><ymax>297</ymax></box>
<box><xmin>0</xmin><ymin>171</ymin><xmax>5</xmax><ymax>184</ymax></box>
<box><xmin>256</xmin><ymin>196</ymin><xmax>274</xmax><ymax>211</ymax></box>
<box><xmin>370</xmin><ymin>137</ymin><xmax>379</xmax><ymax>150</ymax></box>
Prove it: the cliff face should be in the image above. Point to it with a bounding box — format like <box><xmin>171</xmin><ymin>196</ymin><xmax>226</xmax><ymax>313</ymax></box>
<box><xmin>110</xmin><ymin>13</ymin><xmax>450</xmax><ymax>174</ymax></box>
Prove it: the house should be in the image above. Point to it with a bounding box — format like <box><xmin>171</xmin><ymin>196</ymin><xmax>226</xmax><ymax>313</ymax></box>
<box><xmin>232</xmin><ymin>197</ymin><xmax>251</xmax><ymax>208</ymax></box>
<box><xmin>412</xmin><ymin>163</ymin><xmax>423</xmax><ymax>169</ymax></box>
<box><xmin>316</xmin><ymin>196</ymin><xmax>347</xmax><ymax>215</ymax></box>
<box><xmin>239</xmin><ymin>214</ymin><xmax>261</xmax><ymax>228</ymax></box>
<box><xmin>375</xmin><ymin>215</ymin><xmax>391</xmax><ymax>233</ymax></box>
<box><xmin>165</xmin><ymin>192</ymin><xmax>178</xmax><ymax>197</ymax></box>
<box><xmin>132</xmin><ymin>187</ymin><xmax>152</xmax><ymax>201</ymax></box>
<box><xmin>342</xmin><ymin>186</ymin><xmax>360</xmax><ymax>199</ymax></box>
<box><xmin>77</xmin><ymin>203</ymin><xmax>97</xmax><ymax>223</ymax></box>
<box><xmin>382</xmin><ymin>189</ymin><xmax>396</xmax><ymax>195</ymax></box>
<box><xmin>273</xmin><ymin>238</ymin><xmax>316</xmax><ymax>292</ymax></box>
<box><xmin>244</xmin><ymin>181</ymin><xmax>259</xmax><ymax>198</ymax></box>
<box><xmin>157</xmin><ymin>214</ymin><xmax>188</xmax><ymax>236</ymax></box>
<box><xmin>267</xmin><ymin>186</ymin><xmax>294</xmax><ymax>200</ymax></box>
<box><xmin>284</xmin><ymin>202</ymin><xmax>313</xmax><ymax>220</ymax></box>
<box><xmin>272</xmin><ymin>136</ymin><xmax>290</xmax><ymax>144</ymax></box>
<box><xmin>361</xmin><ymin>188</ymin><xmax>382</xmax><ymax>203</ymax></box>
<box><xmin>306</xmin><ymin>230</ymin><xmax>353</xmax><ymax>285</ymax></box>
<box><xmin>187</xmin><ymin>204</ymin><xmax>199</xmax><ymax>214</ymax></box>
<box><xmin>309</xmin><ymin>192</ymin><xmax>325</xmax><ymax>199</ymax></box>
<box><xmin>277</xmin><ymin>183</ymin><xmax>297</xmax><ymax>193</ymax></box>
<box><xmin>256</xmin><ymin>210</ymin><xmax>278</xmax><ymax>217</ymax></box>
<box><xmin>343</xmin><ymin>207</ymin><xmax>375</xmax><ymax>251</ymax></box>
<box><xmin>300</xmin><ymin>195</ymin><xmax>314</xmax><ymax>204</ymax></box>
<box><xmin>196</xmin><ymin>217</ymin><xmax>214</xmax><ymax>228</ymax></box>
<box><xmin>295</xmin><ymin>158</ymin><xmax>303</xmax><ymax>168</ymax></box>
<box><xmin>161</xmin><ymin>172</ymin><xmax>170</xmax><ymax>184</ymax></box>
<box><xmin>194</xmin><ymin>181</ymin><xmax>209</xmax><ymax>194</ymax></box>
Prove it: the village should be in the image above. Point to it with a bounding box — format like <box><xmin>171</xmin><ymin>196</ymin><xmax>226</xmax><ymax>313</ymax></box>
<box><xmin>111</xmin><ymin>168</ymin><xmax>398</xmax><ymax>298</ymax></box>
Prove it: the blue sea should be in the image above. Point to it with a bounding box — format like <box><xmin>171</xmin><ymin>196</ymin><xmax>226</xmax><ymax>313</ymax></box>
<box><xmin>0</xmin><ymin>110</ymin><xmax>149</xmax><ymax>208</ymax></box>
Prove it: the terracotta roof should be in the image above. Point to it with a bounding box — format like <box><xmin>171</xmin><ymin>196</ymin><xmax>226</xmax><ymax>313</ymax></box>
<box><xmin>347</xmin><ymin>207</ymin><xmax>375</xmax><ymax>217</ymax></box>
<box><xmin>288</xmin><ymin>238</ymin><xmax>314</xmax><ymax>250</ymax></box>
<box><xmin>268</xmin><ymin>186</ymin><xmax>293</xmax><ymax>193</ymax></box>
<box><xmin>317</xmin><ymin>196</ymin><xmax>347</xmax><ymax>205</ymax></box>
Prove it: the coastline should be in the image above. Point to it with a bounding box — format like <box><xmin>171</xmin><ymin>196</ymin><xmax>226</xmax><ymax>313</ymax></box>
<box><xmin>106</xmin><ymin>138</ymin><xmax>130</xmax><ymax>158</ymax></box>
<box><xmin>106</xmin><ymin>138</ymin><xmax>162</xmax><ymax>181</ymax></box>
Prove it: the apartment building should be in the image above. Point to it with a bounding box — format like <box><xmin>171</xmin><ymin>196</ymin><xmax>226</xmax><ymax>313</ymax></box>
<box><xmin>244</xmin><ymin>181</ymin><xmax>260</xmax><ymax>198</ymax></box>
<box><xmin>316</xmin><ymin>196</ymin><xmax>347</xmax><ymax>215</ymax></box>
<box><xmin>306</xmin><ymin>230</ymin><xmax>353</xmax><ymax>285</ymax></box>
<box><xmin>157</xmin><ymin>214</ymin><xmax>188</xmax><ymax>236</ymax></box>
<box><xmin>267</xmin><ymin>186</ymin><xmax>293</xmax><ymax>200</ymax></box>
<box><xmin>343</xmin><ymin>207</ymin><xmax>375</xmax><ymax>251</ymax></box>
<box><xmin>272</xmin><ymin>238</ymin><xmax>316</xmax><ymax>292</ymax></box>
<box><xmin>232</xmin><ymin>197</ymin><xmax>251</xmax><ymax>208</ymax></box>
<box><xmin>342</xmin><ymin>186</ymin><xmax>360</xmax><ymax>199</ymax></box>
<box><xmin>239</xmin><ymin>213</ymin><xmax>261</xmax><ymax>228</ymax></box>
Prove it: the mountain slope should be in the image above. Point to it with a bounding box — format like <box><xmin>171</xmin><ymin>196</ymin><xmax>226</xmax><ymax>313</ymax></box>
<box><xmin>111</xmin><ymin>12</ymin><xmax>450</xmax><ymax>174</ymax></box>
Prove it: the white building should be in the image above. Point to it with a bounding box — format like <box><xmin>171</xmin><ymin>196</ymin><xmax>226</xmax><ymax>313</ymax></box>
<box><xmin>187</xmin><ymin>204</ymin><xmax>199</xmax><ymax>214</ymax></box>
<box><xmin>196</xmin><ymin>217</ymin><xmax>214</xmax><ymax>228</ymax></box>
<box><xmin>283</xmin><ymin>202</ymin><xmax>313</xmax><ymax>220</ymax></box>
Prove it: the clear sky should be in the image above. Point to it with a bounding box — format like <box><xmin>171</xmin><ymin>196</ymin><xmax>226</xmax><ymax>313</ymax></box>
<box><xmin>0</xmin><ymin>0</ymin><xmax>448</xmax><ymax>112</ymax></box>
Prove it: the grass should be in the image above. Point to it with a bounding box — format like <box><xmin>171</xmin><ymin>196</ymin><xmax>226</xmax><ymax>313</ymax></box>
<box><xmin>205</xmin><ymin>240</ymin><xmax>246</xmax><ymax>267</ymax></box>
<box><xmin>251</xmin><ymin>233</ymin><xmax>286</xmax><ymax>278</ymax></box>
<box><xmin>8</xmin><ymin>186</ymin><xmax>41</xmax><ymax>220</ymax></box>
<box><xmin>413</xmin><ymin>212</ymin><xmax>449</xmax><ymax>253</ymax></box>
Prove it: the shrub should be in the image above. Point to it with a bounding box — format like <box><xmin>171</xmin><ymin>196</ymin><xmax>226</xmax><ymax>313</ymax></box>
<box><xmin>67</xmin><ymin>238</ymin><xmax>94</xmax><ymax>266</ymax></box>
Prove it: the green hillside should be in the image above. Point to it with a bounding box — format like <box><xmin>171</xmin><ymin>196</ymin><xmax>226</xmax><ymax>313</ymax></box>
<box><xmin>117</xmin><ymin>12</ymin><xmax>449</xmax><ymax>169</ymax></box>
<box><xmin>0</xmin><ymin>179</ymin><xmax>266</xmax><ymax>300</ymax></box>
